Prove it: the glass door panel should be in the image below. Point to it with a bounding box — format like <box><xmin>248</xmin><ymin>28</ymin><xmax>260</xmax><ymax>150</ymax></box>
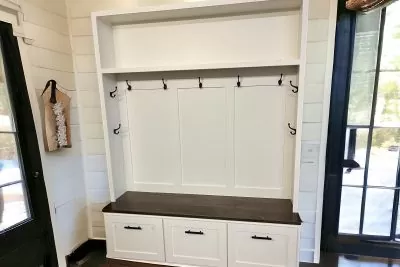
<box><xmin>338</xmin><ymin>1</ymin><xmax>400</xmax><ymax>241</ymax></box>
<box><xmin>0</xmin><ymin>41</ymin><xmax>30</xmax><ymax>232</ymax></box>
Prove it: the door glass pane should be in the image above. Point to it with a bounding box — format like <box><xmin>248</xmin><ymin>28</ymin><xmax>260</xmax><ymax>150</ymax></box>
<box><xmin>339</xmin><ymin>186</ymin><xmax>363</xmax><ymax>234</ymax></box>
<box><xmin>347</xmin><ymin>10</ymin><xmax>381</xmax><ymax>126</ymax></box>
<box><xmin>363</xmin><ymin>188</ymin><xmax>394</xmax><ymax>236</ymax></box>
<box><xmin>367</xmin><ymin>128</ymin><xmax>400</xmax><ymax>187</ymax></box>
<box><xmin>0</xmin><ymin>43</ymin><xmax>31</xmax><ymax>232</ymax></box>
<box><xmin>0</xmin><ymin>44</ymin><xmax>14</xmax><ymax>132</ymax></box>
<box><xmin>342</xmin><ymin>128</ymin><xmax>368</xmax><ymax>186</ymax></box>
<box><xmin>0</xmin><ymin>182</ymin><xmax>30</xmax><ymax>231</ymax></box>
<box><xmin>0</xmin><ymin>134</ymin><xmax>23</xmax><ymax>186</ymax></box>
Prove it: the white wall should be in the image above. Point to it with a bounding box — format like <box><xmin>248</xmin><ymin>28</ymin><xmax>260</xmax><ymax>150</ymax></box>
<box><xmin>0</xmin><ymin>0</ymin><xmax>88</xmax><ymax>266</ymax></box>
<box><xmin>66</xmin><ymin>0</ymin><xmax>337</xmax><ymax>264</ymax></box>
<box><xmin>297</xmin><ymin>0</ymin><xmax>337</xmax><ymax>263</ymax></box>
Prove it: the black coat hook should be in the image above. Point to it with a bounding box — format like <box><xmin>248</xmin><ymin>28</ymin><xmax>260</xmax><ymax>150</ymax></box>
<box><xmin>278</xmin><ymin>74</ymin><xmax>283</xmax><ymax>86</ymax></box>
<box><xmin>198</xmin><ymin>77</ymin><xmax>203</xmax><ymax>89</ymax></box>
<box><xmin>126</xmin><ymin>80</ymin><xmax>132</xmax><ymax>91</ymax></box>
<box><xmin>237</xmin><ymin>75</ymin><xmax>241</xmax><ymax>87</ymax></box>
<box><xmin>113</xmin><ymin>124</ymin><xmax>121</xmax><ymax>135</ymax></box>
<box><xmin>162</xmin><ymin>78</ymin><xmax>167</xmax><ymax>90</ymax></box>
<box><xmin>110</xmin><ymin>86</ymin><xmax>118</xmax><ymax>98</ymax></box>
<box><xmin>290</xmin><ymin>81</ymin><xmax>299</xmax><ymax>93</ymax></box>
<box><xmin>288</xmin><ymin>123</ymin><xmax>297</xmax><ymax>135</ymax></box>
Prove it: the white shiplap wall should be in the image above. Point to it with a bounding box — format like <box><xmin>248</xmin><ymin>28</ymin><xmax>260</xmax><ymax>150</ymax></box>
<box><xmin>298</xmin><ymin>0</ymin><xmax>337</xmax><ymax>263</ymax></box>
<box><xmin>18</xmin><ymin>0</ymin><xmax>88</xmax><ymax>265</ymax></box>
<box><xmin>66</xmin><ymin>0</ymin><xmax>337</xmax><ymax>263</ymax></box>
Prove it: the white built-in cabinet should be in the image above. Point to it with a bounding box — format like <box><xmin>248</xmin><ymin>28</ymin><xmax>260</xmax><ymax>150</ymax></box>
<box><xmin>93</xmin><ymin>0</ymin><xmax>309</xmax><ymax>266</ymax></box>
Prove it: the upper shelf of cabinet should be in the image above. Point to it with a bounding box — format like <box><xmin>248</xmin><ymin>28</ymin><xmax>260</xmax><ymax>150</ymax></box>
<box><xmin>92</xmin><ymin>0</ymin><xmax>303</xmax><ymax>73</ymax></box>
<box><xmin>93</xmin><ymin>0</ymin><xmax>302</xmax><ymax>25</ymax></box>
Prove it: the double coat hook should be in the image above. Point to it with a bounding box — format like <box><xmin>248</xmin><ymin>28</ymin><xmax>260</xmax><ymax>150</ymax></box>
<box><xmin>162</xmin><ymin>78</ymin><xmax>167</xmax><ymax>90</ymax></box>
<box><xmin>110</xmin><ymin>86</ymin><xmax>118</xmax><ymax>98</ymax></box>
<box><xmin>290</xmin><ymin>81</ymin><xmax>299</xmax><ymax>93</ymax></box>
<box><xmin>288</xmin><ymin>123</ymin><xmax>297</xmax><ymax>135</ymax></box>
<box><xmin>198</xmin><ymin>77</ymin><xmax>203</xmax><ymax>89</ymax></box>
<box><xmin>113</xmin><ymin>124</ymin><xmax>121</xmax><ymax>135</ymax></box>
<box><xmin>126</xmin><ymin>80</ymin><xmax>132</xmax><ymax>91</ymax></box>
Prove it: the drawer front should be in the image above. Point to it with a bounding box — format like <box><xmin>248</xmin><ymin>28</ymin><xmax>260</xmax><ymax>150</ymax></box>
<box><xmin>228</xmin><ymin>223</ymin><xmax>299</xmax><ymax>267</ymax></box>
<box><xmin>164</xmin><ymin>218</ymin><xmax>227</xmax><ymax>267</ymax></box>
<box><xmin>105</xmin><ymin>214</ymin><xmax>165</xmax><ymax>262</ymax></box>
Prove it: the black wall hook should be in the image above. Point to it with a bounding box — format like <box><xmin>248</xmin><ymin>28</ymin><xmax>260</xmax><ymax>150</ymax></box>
<box><xmin>237</xmin><ymin>75</ymin><xmax>241</xmax><ymax>87</ymax></box>
<box><xmin>198</xmin><ymin>77</ymin><xmax>203</xmax><ymax>89</ymax></box>
<box><xmin>126</xmin><ymin>80</ymin><xmax>132</xmax><ymax>91</ymax></box>
<box><xmin>278</xmin><ymin>74</ymin><xmax>283</xmax><ymax>86</ymax></box>
<box><xmin>288</xmin><ymin>123</ymin><xmax>297</xmax><ymax>135</ymax></box>
<box><xmin>290</xmin><ymin>81</ymin><xmax>299</xmax><ymax>93</ymax></box>
<box><xmin>113</xmin><ymin>124</ymin><xmax>121</xmax><ymax>135</ymax></box>
<box><xmin>110</xmin><ymin>86</ymin><xmax>118</xmax><ymax>98</ymax></box>
<box><xmin>162</xmin><ymin>78</ymin><xmax>167</xmax><ymax>90</ymax></box>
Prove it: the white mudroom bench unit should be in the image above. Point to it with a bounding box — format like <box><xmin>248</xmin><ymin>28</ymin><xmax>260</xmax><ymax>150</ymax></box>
<box><xmin>92</xmin><ymin>0</ymin><xmax>309</xmax><ymax>266</ymax></box>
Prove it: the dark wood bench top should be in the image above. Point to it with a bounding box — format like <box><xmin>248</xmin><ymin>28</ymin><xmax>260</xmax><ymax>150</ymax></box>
<box><xmin>103</xmin><ymin>191</ymin><xmax>301</xmax><ymax>225</ymax></box>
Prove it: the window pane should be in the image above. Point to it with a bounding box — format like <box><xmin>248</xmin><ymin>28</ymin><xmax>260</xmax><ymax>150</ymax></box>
<box><xmin>363</xmin><ymin>188</ymin><xmax>394</xmax><ymax>236</ymax></box>
<box><xmin>347</xmin><ymin>10</ymin><xmax>381</xmax><ymax>125</ymax></box>
<box><xmin>0</xmin><ymin>44</ymin><xmax>14</xmax><ymax>132</ymax></box>
<box><xmin>367</xmin><ymin>128</ymin><xmax>399</xmax><ymax>187</ymax></box>
<box><xmin>342</xmin><ymin>128</ymin><xmax>368</xmax><ymax>186</ymax></box>
<box><xmin>0</xmin><ymin>182</ymin><xmax>30</xmax><ymax>232</ymax></box>
<box><xmin>0</xmin><ymin>134</ymin><xmax>23</xmax><ymax>186</ymax></box>
<box><xmin>339</xmin><ymin>187</ymin><xmax>362</xmax><ymax>234</ymax></box>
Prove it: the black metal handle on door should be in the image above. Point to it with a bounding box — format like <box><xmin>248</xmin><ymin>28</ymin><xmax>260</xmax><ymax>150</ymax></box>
<box><xmin>252</xmin><ymin>235</ymin><xmax>272</xmax><ymax>240</ymax></box>
<box><xmin>124</xmin><ymin>226</ymin><xmax>142</xmax><ymax>230</ymax></box>
<box><xmin>185</xmin><ymin>230</ymin><xmax>204</xmax><ymax>235</ymax></box>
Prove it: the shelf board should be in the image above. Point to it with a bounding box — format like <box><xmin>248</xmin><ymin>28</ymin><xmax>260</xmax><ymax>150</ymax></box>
<box><xmin>101</xmin><ymin>60</ymin><xmax>300</xmax><ymax>74</ymax></box>
<box><xmin>94</xmin><ymin>0</ymin><xmax>302</xmax><ymax>25</ymax></box>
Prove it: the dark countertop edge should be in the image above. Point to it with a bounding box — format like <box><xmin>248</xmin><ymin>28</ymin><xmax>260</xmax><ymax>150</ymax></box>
<box><xmin>102</xmin><ymin>203</ymin><xmax>302</xmax><ymax>225</ymax></box>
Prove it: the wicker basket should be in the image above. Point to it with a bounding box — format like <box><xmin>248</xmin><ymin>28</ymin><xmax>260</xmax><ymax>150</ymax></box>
<box><xmin>346</xmin><ymin>0</ymin><xmax>394</xmax><ymax>12</ymax></box>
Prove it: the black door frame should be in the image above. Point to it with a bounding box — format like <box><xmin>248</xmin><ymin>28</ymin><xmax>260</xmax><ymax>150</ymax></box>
<box><xmin>322</xmin><ymin>4</ymin><xmax>400</xmax><ymax>257</ymax></box>
<box><xmin>0</xmin><ymin>22</ymin><xmax>58</xmax><ymax>266</ymax></box>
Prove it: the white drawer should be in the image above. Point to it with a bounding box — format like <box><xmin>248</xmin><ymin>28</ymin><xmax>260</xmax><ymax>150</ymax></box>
<box><xmin>104</xmin><ymin>214</ymin><xmax>165</xmax><ymax>262</ymax></box>
<box><xmin>228</xmin><ymin>223</ymin><xmax>299</xmax><ymax>267</ymax></box>
<box><xmin>164</xmin><ymin>218</ymin><xmax>227</xmax><ymax>267</ymax></box>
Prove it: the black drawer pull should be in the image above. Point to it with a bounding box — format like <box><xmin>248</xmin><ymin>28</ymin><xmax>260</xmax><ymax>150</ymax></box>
<box><xmin>185</xmin><ymin>230</ymin><xmax>204</xmax><ymax>235</ymax></box>
<box><xmin>252</xmin><ymin>235</ymin><xmax>272</xmax><ymax>240</ymax></box>
<box><xmin>124</xmin><ymin>226</ymin><xmax>142</xmax><ymax>230</ymax></box>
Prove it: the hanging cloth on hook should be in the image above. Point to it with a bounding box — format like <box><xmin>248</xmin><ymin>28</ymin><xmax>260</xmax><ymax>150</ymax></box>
<box><xmin>41</xmin><ymin>80</ymin><xmax>72</xmax><ymax>151</ymax></box>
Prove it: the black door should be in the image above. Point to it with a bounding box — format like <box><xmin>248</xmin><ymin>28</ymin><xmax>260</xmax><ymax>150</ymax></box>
<box><xmin>0</xmin><ymin>22</ymin><xmax>57</xmax><ymax>266</ymax></box>
<box><xmin>322</xmin><ymin>2</ymin><xmax>400</xmax><ymax>257</ymax></box>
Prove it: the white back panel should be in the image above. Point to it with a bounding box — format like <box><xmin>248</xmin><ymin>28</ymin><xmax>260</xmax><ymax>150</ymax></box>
<box><xmin>112</xmin><ymin>12</ymin><xmax>299</xmax><ymax>69</ymax></box>
<box><xmin>178</xmin><ymin>86</ymin><xmax>228</xmax><ymax>187</ymax></box>
<box><xmin>234</xmin><ymin>85</ymin><xmax>285</xmax><ymax>190</ymax></box>
<box><xmin>128</xmin><ymin>87</ymin><xmax>181</xmax><ymax>186</ymax></box>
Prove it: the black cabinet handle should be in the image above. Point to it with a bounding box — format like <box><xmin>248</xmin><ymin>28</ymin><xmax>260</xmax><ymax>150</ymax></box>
<box><xmin>252</xmin><ymin>235</ymin><xmax>272</xmax><ymax>240</ymax></box>
<box><xmin>185</xmin><ymin>230</ymin><xmax>204</xmax><ymax>235</ymax></box>
<box><xmin>124</xmin><ymin>226</ymin><xmax>142</xmax><ymax>230</ymax></box>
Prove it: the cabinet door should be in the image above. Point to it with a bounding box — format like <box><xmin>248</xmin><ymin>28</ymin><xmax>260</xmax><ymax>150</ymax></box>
<box><xmin>105</xmin><ymin>214</ymin><xmax>165</xmax><ymax>262</ymax></box>
<box><xmin>228</xmin><ymin>223</ymin><xmax>299</xmax><ymax>267</ymax></box>
<box><xmin>164</xmin><ymin>218</ymin><xmax>227</xmax><ymax>267</ymax></box>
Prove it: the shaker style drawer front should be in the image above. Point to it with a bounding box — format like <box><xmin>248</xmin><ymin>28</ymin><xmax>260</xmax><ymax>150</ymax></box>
<box><xmin>164</xmin><ymin>218</ymin><xmax>227</xmax><ymax>267</ymax></box>
<box><xmin>105</xmin><ymin>214</ymin><xmax>165</xmax><ymax>262</ymax></box>
<box><xmin>228</xmin><ymin>223</ymin><xmax>298</xmax><ymax>267</ymax></box>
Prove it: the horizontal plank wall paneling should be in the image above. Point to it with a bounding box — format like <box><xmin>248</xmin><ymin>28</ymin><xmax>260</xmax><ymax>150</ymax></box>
<box><xmin>298</xmin><ymin>0</ymin><xmax>336</xmax><ymax>263</ymax></box>
<box><xmin>20</xmin><ymin>0</ymin><xmax>88</xmax><ymax>266</ymax></box>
